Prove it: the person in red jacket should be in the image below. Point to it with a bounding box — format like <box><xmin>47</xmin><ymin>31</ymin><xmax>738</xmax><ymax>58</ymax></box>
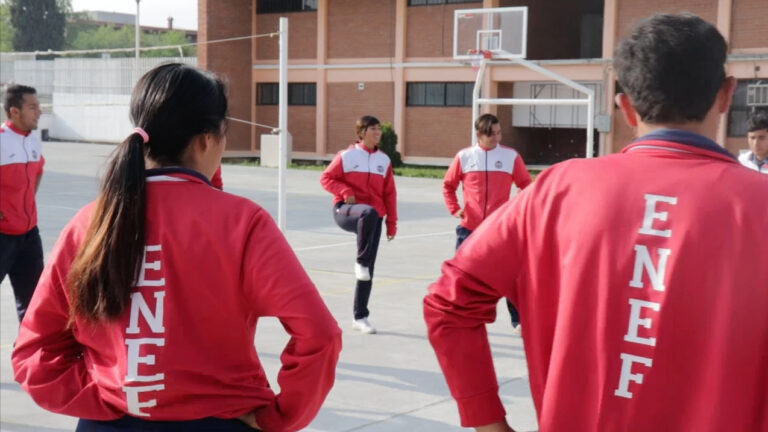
<box><xmin>12</xmin><ymin>63</ymin><xmax>341</xmax><ymax>432</ymax></box>
<box><xmin>443</xmin><ymin>113</ymin><xmax>531</xmax><ymax>330</ymax></box>
<box><xmin>320</xmin><ymin>115</ymin><xmax>397</xmax><ymax>334</ymax></box>
<box><xmin>0</xmin><ymin>84</ymin><xmax>45</xmax><ymax>322</ymax></box>
<box><xmin>425</xmin><ymin>13</ymin><xmax>768</xmax><ymax>432</ymax></box>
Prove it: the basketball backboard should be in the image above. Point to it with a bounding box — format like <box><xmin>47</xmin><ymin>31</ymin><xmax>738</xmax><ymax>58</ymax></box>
<box><xmin>453</xmin><ymin>7</ymin><xmax>527</xmax><ymax>60</ymax></box>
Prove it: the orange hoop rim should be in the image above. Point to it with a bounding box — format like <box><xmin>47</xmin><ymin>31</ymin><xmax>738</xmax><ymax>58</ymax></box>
<box><xmin>468</xmin><ymin>49</ymin><xmax>493</xmax><ymax>70</ymax></box>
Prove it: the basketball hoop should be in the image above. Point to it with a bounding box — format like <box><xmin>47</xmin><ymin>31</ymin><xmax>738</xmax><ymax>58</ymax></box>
<box><xmin>468</xmin><ymin>49</ymin><xmax>492</xmax><ymax>72</ymax></box>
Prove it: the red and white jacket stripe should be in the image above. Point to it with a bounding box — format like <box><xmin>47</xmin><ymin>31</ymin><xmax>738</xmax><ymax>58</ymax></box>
<box><xmin>425</xmin><ymin>134</ymin><xmax>768</xmax><ymax>430</ymax></box>
<box><xmin>443</xmin><ymin>144</ymin><xmax>531</xmax><ymax>231</ymax></box>
<box><xmin>320</xmin><ymin>143</ymin><xmax>398</xmax><ymax>237</ymax></box>
<box><xmin>0</xmin><ymin>120</ymin><xmax>45</xmax><ymax>235</ymax></box>
<box><xmin>12</xmin><ymin>168</ymin><xmax>342</xmax><ymax>432</ymax></box>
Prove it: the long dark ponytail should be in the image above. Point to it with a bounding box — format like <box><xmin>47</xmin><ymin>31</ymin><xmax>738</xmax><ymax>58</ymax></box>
<box><xmin>68</xmin><ymin>63</ymin><xmax>227</xmax><ymax>322</ymax></box>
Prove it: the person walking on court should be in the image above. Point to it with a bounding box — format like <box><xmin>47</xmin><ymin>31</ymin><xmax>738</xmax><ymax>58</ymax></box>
<box><xmin>425</xmin><ymin>14</ymin><xmax>768</xmax><ymax>432</ymax></box>
<box><xmin>0</xmin><ymin>84</ymin><xmax>45</xmax><ymax>322</ymax></box>
<box><xmin>12</xmin><ymin>64</ymin><xmax>341</xmax><ymax>432</ymax></box>
<box><xmin>320</xmin><ymin>115</ymin><xmax>397</xmax><ymax>334</ymax></box>
<box><xmin>442</xmin><ymin>113</ymin><xmax>531</xmax><ymax>331</ymax></box>
<box><xmin>739</xmin><ymin>110</ymin><xmax>768</xmax><ymax>173</ymax></box>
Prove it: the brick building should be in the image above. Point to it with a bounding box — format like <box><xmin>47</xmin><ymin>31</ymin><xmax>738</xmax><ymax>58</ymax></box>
<box><xmin>198</xmin><ymin>0</ymin><xmax>768</xmax><ymax>165</ymax></box>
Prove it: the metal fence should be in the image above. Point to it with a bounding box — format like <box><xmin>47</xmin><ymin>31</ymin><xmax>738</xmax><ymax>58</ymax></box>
<box><xmin>53</xmin><ymin>57</ymin><xmax>197</xmax><ymax>95</ymax></box>
<box><xmin>0</xmin><ymin>56</ymin><xmax>197</xmax><ymax>96</ymax></box>
<box><xmin>0</xmin><ymin>56</ymin><xmax>198</xmax><ymax>142</ymax></box>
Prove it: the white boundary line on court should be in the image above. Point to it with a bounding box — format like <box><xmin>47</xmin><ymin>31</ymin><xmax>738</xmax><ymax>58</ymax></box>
<box><xmin>293</xmin><ymin>230</ymin><xmax>453</xmax><ymax>252</ymax></box>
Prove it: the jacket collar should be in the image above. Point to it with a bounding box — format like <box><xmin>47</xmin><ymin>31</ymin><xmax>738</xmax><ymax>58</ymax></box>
<box><xmin>355</xmin><ymin>142</ymin><xmax>378</xmax><ymax>153</ymax></box>
<box><xmin>623</xmin><ymin>129</ymin><xmax>737</xmax><ymax>163</ymax></box>
<box><xmin>146</xmin><ymin>167</ymin><xmax>213</xmax><ymax>186</ymax></box>
<box><xmin>3</xmin><ymin>120</ymin><xmax>31</xmax><ymax>137</ymax></box>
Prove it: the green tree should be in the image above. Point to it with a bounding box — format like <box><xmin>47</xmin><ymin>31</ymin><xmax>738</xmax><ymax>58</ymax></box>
<box><xmin>0</xmin><ymin>3</ymin><xmax>15</xmax><ymax>52</ymax></box>
<box><xmin>142</xmin><ymin>30</ymin><xmax>195</xmax><ymax>57</ymax></box>
<box><xmin>9</xmin><ymin>0</ymin><xmax>70</xmax><ymax>51</ymax></box>
<box><xmin>379</xmin><ymin>122</ymin><xmax>403</xmax><ymax>167</ymax></box>
<box><xmin>69</xmin><ymin>25</ymin><xmax>195</xmax><ymax>57</ymax></box>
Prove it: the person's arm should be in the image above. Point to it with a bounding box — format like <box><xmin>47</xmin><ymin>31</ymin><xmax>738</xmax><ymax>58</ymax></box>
<box><xmin>319</xmin><ymin>152</ymin><xmax>354</xmax><ymax>201</ymax></box>
<box><xmin>443</xmin><ymin>155</ymin><xmax>463</xmax><ymax>217</ymax></box>
<box><xmin>383</xmin><ymin>164</ymin><xmax>397</xmax><ymax>240</ymax></box>
<box><xmin>12</xmin><ymin>215</ymin><xmax>121</xmax><ymax>420</ymax></box>
<box><xmin>242</xmin><ymin>210</ymin><xmax>342</xmax><ymax>432</ymax></box>
<box><xmin>424</xmin><ymin>189</ymin><xmax>532</xmax><ymax>428</ymax></box>
<box><xmin>35</xmin><ymin>155</ymin><xmax>45</xmax><ymax>194</ymax></box>
<box><xmin>512</xmin><ymin>155</ymin><xmax>532</xmax><ymax>191</ymax></box>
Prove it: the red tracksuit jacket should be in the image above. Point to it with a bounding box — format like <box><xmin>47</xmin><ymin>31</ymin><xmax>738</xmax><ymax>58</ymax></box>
<box><xmin>320</xmin><ymin>143</ymin><xmax>398</xmax><ymax>237</ymax></box>
<box><xmin>12</xmin><ymin>168</ymin><xmax>342</xmax><ymax>432</ymax></box>
<box><xmin>0</xmin><ymin>121</ymin><xmax>45</xmax><ymax>235</ymax></box>
<box><xmin>425</xmin><ymin>131</ymin><xmax>768</xmax><ymax>431</ymax></box>
<box><xmin>443</xmin><ymin>144</ymin><xmax>531</xmax><ymax>231</ymax></box>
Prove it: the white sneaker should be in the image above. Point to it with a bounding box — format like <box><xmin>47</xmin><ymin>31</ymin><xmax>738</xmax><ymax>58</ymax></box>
<box><xmin>352</xmin><ymin>318</ymin><xmax>376</xmax><ymax>334</ymax></box>
<box><xmin>354</xmin><ymin>263</ymin><xmax>371</xmax><ymax>281</ymax></box>
<box><xmin>512</xmin><ymin>323</ymin><xmax>522</xmax><ymax>335</ymax></box>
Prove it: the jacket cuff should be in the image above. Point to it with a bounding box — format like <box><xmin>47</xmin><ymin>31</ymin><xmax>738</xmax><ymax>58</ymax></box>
<box><xmin>386</xmin><ymin>220</ymin><xmax>397</xmax><ymax>237</ymax></box>
<box><xmin>456</xmin><ymin>389</ymin><xmax>506</xmax><ymax>427</ymax></box>
<box><xmin>253</xmin><ymin>400</ymin><xmax>285</xmax><ymax>432</ymax></box>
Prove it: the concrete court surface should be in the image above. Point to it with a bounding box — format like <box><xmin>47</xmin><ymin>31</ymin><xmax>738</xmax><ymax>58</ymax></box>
<box><xmin>0</xmin><ymin>141</ymin><xmax>538</xmax><ymax>432</ymax></box>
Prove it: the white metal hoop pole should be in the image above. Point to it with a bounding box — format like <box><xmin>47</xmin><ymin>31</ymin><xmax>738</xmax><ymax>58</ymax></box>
<box><xmin>278</xmin><ymin>17</ymin><xmax>288</xmax><ymax>232</ymax></box>
<box><xmin>512</xmin><ymin>58</ymin><xmax>596</xmax><ymax>158</ymax></box>
<box><xmin>471</xmin><ymin>58</ymin><xmax>488</xmax><ymax>144</ymax></box>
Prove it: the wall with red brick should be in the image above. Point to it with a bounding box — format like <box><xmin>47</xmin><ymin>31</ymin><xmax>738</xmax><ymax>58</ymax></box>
<box><xmin>326</xmin><ymin>82</ymin><xmax>394</xmax><ymax>154</ymax></box>
<box><xmin>404</xmin><ymin>107</ymin><xmax>473</xmax><ymax>158</ymax></box>
<box><xmin>328</xmin><ymin>0</ymin><xmax>395</xmax><ymax>59</ymax></box>
<box><xmin>406</xmin><ymin>3</ymin><xmax>466</xmax><ymax>58</ymax></box>
<box><xmin>730</xmin><ymin>0</ymin><xmax>768</xmax><ymax>50</ymax></box>
<box><xmin>199</xmin><ymin>0</ymin><xmax>253</xmax><ymax>152</ymax></box>
<box><xmin>616</xmin><ymin>1</ymin><xmax>716</xmax><ymax>41</ymax></box>
<box><xmin>254</xmin><ymin>104</ymin><xmax>317</xmax><ymax>152</ymax></box>
<box><xmin>255</xmin><ymin>12</ymin><xmax>318</xmax><ymax>60</ymax></box>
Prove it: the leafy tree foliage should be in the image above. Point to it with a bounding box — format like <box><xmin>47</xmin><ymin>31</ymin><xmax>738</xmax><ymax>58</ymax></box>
<box><xmin>379</xmin><ymin>122</ymin><xmax>403</xmax><ymax>167</ymax></box>
<box><xmin>0</xmin><ymin>3</ymin><xmax>15</xmax><ymax>52</ymax></box>
<box><xmin>68</xmin><ymin>25</ymin><xmax>196</xmax><ymax>57</ymax></box>
<box><xmin>8</xmin><ymin>0</ymin><xmax>69</xmax><ymax>51</ymax></box>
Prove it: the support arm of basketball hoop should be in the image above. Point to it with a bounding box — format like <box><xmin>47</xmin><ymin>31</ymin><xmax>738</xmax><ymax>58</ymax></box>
<box><xmin>278</xmin><ymin>17</ymin><xmax>288</xmax><ymax>232</ymax></box>
<box><xmin>512</xmin><ymin>58</ymin><xmax>595</xmax><ymax>158</ymax></box>
<box><xmin>471</xmin><ymin>58</ymin><xmax>488</xmax><ymax>143</ymax></box>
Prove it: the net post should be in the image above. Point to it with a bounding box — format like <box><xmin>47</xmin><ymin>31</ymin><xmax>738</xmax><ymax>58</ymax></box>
<box><xmin>278</xmin><ymin>17</ymin><xmax>288</xmax><ymax>232</ymax></box>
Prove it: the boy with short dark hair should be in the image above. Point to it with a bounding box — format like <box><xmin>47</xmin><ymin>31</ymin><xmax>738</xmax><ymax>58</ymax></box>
<box><xmin>739</xmin><ymin>110</ymin><xmax>768</xmax><ymax>173</ymax></box>
<box><xmin>425</xmin><ymin>13</ymin><xmax>768</xmax><ymax>432</ymax></box>
<box><xmin>1</xmin><ymin>84</ymin><xmax>45</xmax><ymax>322</ymax></box>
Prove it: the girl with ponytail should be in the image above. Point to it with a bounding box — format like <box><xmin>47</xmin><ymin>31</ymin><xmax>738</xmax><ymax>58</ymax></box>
<box><xmin>12</xmin><ymin>63</ymin><xmax>341</xmax><ymax>432</ymax></box>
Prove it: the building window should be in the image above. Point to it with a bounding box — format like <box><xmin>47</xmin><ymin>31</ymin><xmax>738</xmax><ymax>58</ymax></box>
<box><xmin>408</xmin><ymin>0</ymin><xmax>481</xmax><ymax>6</ymax></box>
<box><xmin>257</xmin><ymin>83</ymin><xmax>316</xmax><ymax>106</ymax></box>
<box><xmin>407</xmin><ymin>82</ymin><xmax>474</xmax><ymax>107</ymax></box>
<box><xmin>728</xmin><ymin>79</ymin><xmax>767</xmax><ymax>137</ymax></box>
<box><xmin>257</xmin><ymin>0</ymin><xmax>317</xmax><ymax>14</ymax></box>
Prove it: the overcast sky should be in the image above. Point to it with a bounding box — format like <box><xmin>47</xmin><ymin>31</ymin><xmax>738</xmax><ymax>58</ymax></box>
<box><xmin>70</xmin><ymin>0</ymin><xmax>198</xmax><ymax>30</ymax></box>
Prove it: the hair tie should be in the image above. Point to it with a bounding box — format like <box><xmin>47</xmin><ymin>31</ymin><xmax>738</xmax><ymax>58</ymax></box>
<box><xmin>134</xmin><ymin>127</ymin><xmax>149</xmax><ymax>144</ymax></box>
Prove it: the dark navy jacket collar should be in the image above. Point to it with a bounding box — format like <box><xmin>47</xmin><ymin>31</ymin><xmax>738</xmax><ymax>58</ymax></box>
<box><xmin>146</xmin><ymin>167</ymin><xmax>212</xmax><ymax>186</ymax></box>
<box><xmin>634</xmin><ymin>129</ymin><xmax>736</xmax><ymax>160</ymax></box>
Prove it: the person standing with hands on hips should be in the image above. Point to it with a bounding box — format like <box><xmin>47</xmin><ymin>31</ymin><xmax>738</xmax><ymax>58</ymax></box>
<box><xmin>12</xmin><ymin>63</ymin><xmax>342</xmax><ymax>432</ymax></box>
<box><xmin>425</xmin><ymin>13</ymin><xmax>768</xmax><ymax>432</ymax></box>
<box><xmin>320</xmin><ymin>115</ymin><xmax>398</xmax><ymax>335</ymax></box>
